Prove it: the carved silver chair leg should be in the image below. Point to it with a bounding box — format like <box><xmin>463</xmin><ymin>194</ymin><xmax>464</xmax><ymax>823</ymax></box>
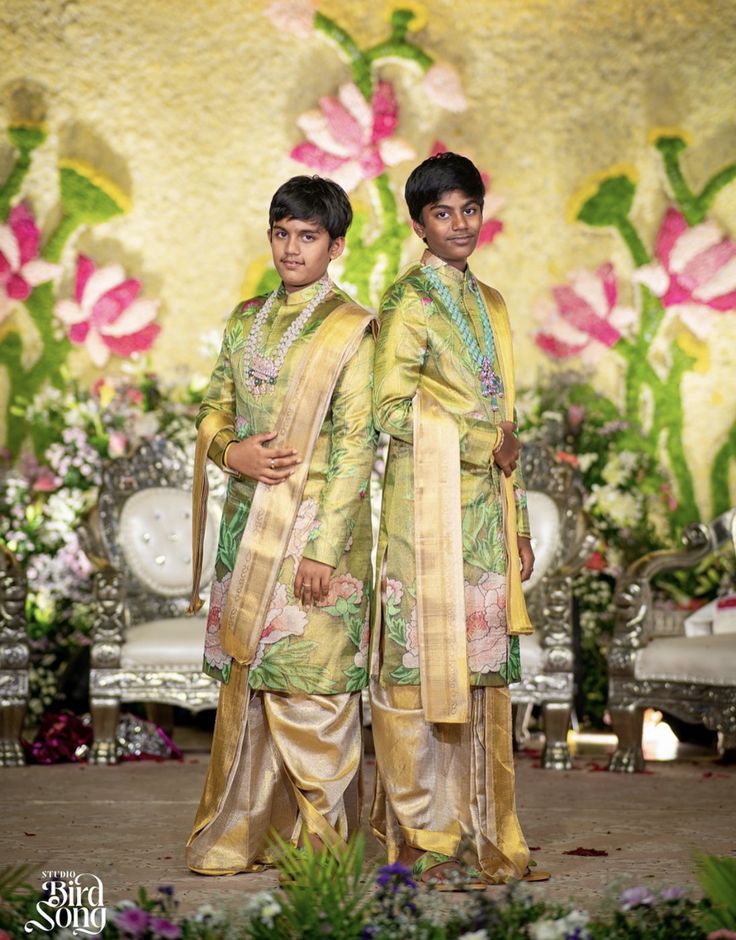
<box><xmin>608</xmin><ymin>705</ymin><xmax>645</xmax><ymax>772</ymax></box>
<box><xmin>541</xmin><ymin>701</ymin><xmax>572</xmax><ymax>770</ymax></box>
<box><xmin>513</xmin><ymin>702</ymin><xmax>533</xmax><ymax>748</ymax></box>
<box><xmin>90</xmin><ymin>699</ymin><xmax>120</xmax><ymax>765</ymax></box>
<box><xmin>0</xmin><ymin>701</ymin><xmax>26</xmax><ymax>766</ymax></box>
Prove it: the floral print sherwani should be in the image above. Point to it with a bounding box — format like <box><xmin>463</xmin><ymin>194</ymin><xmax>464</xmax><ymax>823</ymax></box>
<box><xmin>373</xmin><ymin>251</ymin><xmax>530</xmax><ymax>688</ymax></box>
<box><xmin>199</xmin><ymin>280</ymin><xmax>377</xmax><ymax>693</ymax></box>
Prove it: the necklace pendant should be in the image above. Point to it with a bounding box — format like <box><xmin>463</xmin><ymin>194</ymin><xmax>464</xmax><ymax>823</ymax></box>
<box><xmin>480</xmin><ymin>357</ymin><xmax>504</xmax><ymax>405</ymax></box>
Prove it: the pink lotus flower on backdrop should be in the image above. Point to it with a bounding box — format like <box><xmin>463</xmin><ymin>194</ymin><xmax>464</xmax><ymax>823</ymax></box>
<box><xmin>633</xmin><ymin>208</ymin><xmax>736</xmax><ymax>338</ymax></box>
<box><xmin>422</xmin><ymin>63</ymin><xmax>467</xmax><ymax>112</ymax></box>
<box><xmin>291</xmin><ymin>81</ymin><xmax>415</xmax><ymax>191</ymax></box>
<box><xmin>204</xmin><ymin>574</ymin><xmax>232</xmax><ymax>671</ymax></box>
<box><xmin>0</xmin><ymin>204</ymin><xmax>61</xmax><ymax>322</ymax></box>
<box><xmin>402</xmin><ymin>605</ymin><xmax>419</xmax><ymax>670</ymax></box>
<box><xmin>317</xmin><ymin>571</ymin><xmax>364</xmax><ymax>609</ymax></box>
<box><xmin>265</xmin><ymin>0</ymin><xmax>315</xmax><ymax>37</ymax></box>
<box><xmin>253</xmin><ymin>582</ymin><xmax>308</xmax><ymax>667</ymax></box>
<box><xmin>431</xmin><ymin>141</ymin><xmax>504</xmax><ymax>246</ymax></box>
<box><xmin>55</xmin><ymin>256</ymin><xmax>161</xmax><ymax>368</ymax></box>
<box><xmin>535</xmin><ymin>263</ymin><xmax>637</xmax><ymax>364</ymax></box>
<box><xmin>465</xmin><ymin>571</ymin><xmax>508</xmax><ymax>674</ymax></box>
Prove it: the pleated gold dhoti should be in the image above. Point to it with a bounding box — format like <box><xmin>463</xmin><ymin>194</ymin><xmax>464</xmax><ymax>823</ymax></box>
<box><xmin>186</xmin><ymin>668</ymin><xmax>362</xmax><ymax>875</ymax></box>
<box><xmin>369</xmin><ymin>683</ymin><xmax>529</xmax><ymax>883</ymax></box>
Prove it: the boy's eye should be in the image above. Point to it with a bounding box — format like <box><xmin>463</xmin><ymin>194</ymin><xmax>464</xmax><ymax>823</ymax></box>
<box><xmin>275</xmin><ymin>230</ymin><xmax>287</xmax><ymax>238</ymax></box>
<box><xmin>435</xmin><ymin>211</ymin><xmax>449</xmax><ymax>220</ymax></box>
<box><xmin>464</xmin><ymin>206</ymin><xmax>477</xmax><ymax>215</ymax></box>
<box><xmin>302</xmin><ymin>234</ymin><xmax>315</xmax><ymax>241</ymax></box>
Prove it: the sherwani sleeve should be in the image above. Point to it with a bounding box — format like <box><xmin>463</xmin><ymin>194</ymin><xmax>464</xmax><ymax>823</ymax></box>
<box><xmin>511</xmin><ymin>406</ymin><xmax>531</xmax><ymax>538</ymax></box>
<box><xmin>373</xmin><ymin>283</ymin><xmax>502</xmax><ymax>467</ymax></box>
<box><xmin>302</xmin><ymin>330</ymin><xmax>377</xmax><ymax>569</ymax></box>
<box><xmin>196</xmin><ymin>317</ymin><xmax>238</xmax><ymax>472</ymax></box>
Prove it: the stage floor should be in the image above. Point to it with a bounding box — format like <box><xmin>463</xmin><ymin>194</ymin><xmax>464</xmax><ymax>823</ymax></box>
<box><xmin>4</xmin><ymin>736</ymin><xmax>735</xmax><ymax>917</ymax></box>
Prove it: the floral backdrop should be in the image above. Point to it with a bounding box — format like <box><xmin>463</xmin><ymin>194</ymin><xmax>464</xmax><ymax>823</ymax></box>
<box><xmin>1</xmin><ymin>0</ymin><xmax>735</xmax><ymax>730</ymax></box>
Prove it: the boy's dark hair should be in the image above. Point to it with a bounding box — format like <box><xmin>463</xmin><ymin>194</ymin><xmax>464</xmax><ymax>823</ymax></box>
<box><xmin>269</xmin><ymin>175</ymin><xmax>353</xmax><ymax>240</ymax></box>
<box><xmin>404</xmin><ymin>153</ymin><xmax>485</xmax><ymax>223</ymax></box>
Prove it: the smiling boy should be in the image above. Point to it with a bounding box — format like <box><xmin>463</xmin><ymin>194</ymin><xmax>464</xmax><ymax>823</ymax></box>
<box><xmin>186</xmin><ymin>175</ymin><xmax>377</xmax><ymax>874</ymax></box>
<box><xmin>370</xmin><ymin>152</ymin><xmax>546</xmax><ymax>887</ymax></box>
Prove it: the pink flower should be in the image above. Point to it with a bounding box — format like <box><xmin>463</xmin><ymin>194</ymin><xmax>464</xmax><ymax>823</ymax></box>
<box><xmin>108</xmin><ymin>430</ymin><xmax>127</xmax><ymax>458</ymax></box>
<box><xmin>285</xmin><ymin>497</ymin><xmax>319</xmax><ymax>563</ymax></box>
<box><xmin>535</xmin><ymin>263</ymin><xmax>637</xmax><ymax>364</ymax></box>
<box><xmin>204</xmin><ymin>574</ymin><xmax>232</xmax><ymax>671</ymax></box>
<box><xmin>55</xmin><ymin>255</ymin><xmax>160</xmax><ymax>367</ymax></box>
<box><xmin>32</xmin><ymin>466</ymin><xmax>62</xmax><ymax>492</ymax></box>
<box><xmin>317</xmin><ymin>572</ymin><xmax>364</xmax><ymax>608</ymax></box>
<box><xmin>634</xmin><ymin>208</ymin><xmax>736</xmax><ymax>338</ymax></box>
<box><xmin>354</xmin><ymin>608</ymin><xmax>370</xmax><ymax>670</ymax></box>
<box><xmin>465</xmin><ymin>572</ymin><xmax>508</xmax><ymax>674</ymax></box>
<box><xmin>149</xmin><ymin>917</ymin><xmax>182</xmax><ymax>939</ymax></box>
<box><xmin>422</xmin><ymin>63</ymin><xmax>467</xmax><ymax>113</ymax></box>
<box><xmin>0</xmin><ymin>203</ymin><xmax>61</xmax><ymax>321</ymax></box>
<box><xmin>431</xmin><ymin>141</ymin><xmax>504</xmax><ymax>246</ymax></box>
<box><xmin>383</xmin><ymin>577</ymin><xmax>404</xmax><ymax>606</ymax></box>
<box><xmin>265</xmin><ymin>0</ymin><xmax>315</xmax><ymax>37</ymax></box>
<box><xmin>253</xmin><ymin>581</ymin><xmax>308</xmax><ymax>667</ymax></box>
<box><xmin>114</xmin><ymin>907</ymin><xmax>150</xmax><ymax>937</ymax></box>
<box><xmin>402</xmin><ymin>606</ymin><xmax>419</xmax><ymax>669</ymax></box>
<box><xmin>291</xmin><ymin>81</ymin><xmax>415</xmax><ymax>192</ymax></box>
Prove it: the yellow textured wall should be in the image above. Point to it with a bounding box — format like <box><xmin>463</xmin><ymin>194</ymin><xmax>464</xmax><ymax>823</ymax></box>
<box><xmin>2</xmin><ymin>0</ymin><xmax>736</xmax><ymax>517</ymax></box>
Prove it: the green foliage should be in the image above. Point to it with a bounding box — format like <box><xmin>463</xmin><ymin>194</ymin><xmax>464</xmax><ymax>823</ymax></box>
<box><xmin>588</xmin><ymin>901</ymin><xmax>706</xmax><ymax>939</ymax></box>
<box><xmin>577</xmin><ymin>175</ymin><xmax>636</xmax><ymax>227</ymax></box>
<box><xmin>248</xmin><ymin>834</ymin><xmax>375</xmax><ymax>940</ymax></box>
<box><xmin>0</xmin><ymin>864</ymin><xmax>38</xmax><ymax>933</ymax></box>
<box><xmin>695</xmin><ymin>853</ymin><xmax>736</xmax><ymax>933</ymax></box>
<box><xmin>444</xmin><ymin>885</ymin><xmax>569</xmax><ymax>939</ymax></box>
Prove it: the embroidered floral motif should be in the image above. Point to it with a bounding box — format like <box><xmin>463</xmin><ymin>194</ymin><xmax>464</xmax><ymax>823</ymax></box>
<box><xmin>204</xmin><ymin>574</ymin><xmax>232</xmax><ymax>672</ymax></box>
<box><xmin>402</xmin><ymin>605</ymin><xmax>419</xmax><ymax>670</ymax></box>
<box><xmin>465</xmin><ymin>572</ymin><xmax>508</xmax><ymax>674</ymax></box>
<box><xmin>285</xmin><ymin>497</ymin><xmax>320</xmax><ymax>564</ymax></box>
<box><xmin>252</xmin><ymin>582</ymin><xmax>309</xmax><ymax>668</ymax></box>
<box><xmin>353</xmin><ymin>607</ymin><xmax>370</xmax><ymax>670</ymax></box>
<box><xmin>317</xmin><ymin>572</ymin><xmax>364</xmax><ymax>609</ymax></box>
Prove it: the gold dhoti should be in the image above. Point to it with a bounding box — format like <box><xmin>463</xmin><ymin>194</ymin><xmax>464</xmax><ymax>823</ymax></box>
<box><xmin>186</xmin><ymin>666</ymin><xmax>362</xmax><ymax>875</ymax></box>
<box><xmin>369</xmin><ymin>683</ymin><xmax>529</xmax><ymax>883</ymax></box>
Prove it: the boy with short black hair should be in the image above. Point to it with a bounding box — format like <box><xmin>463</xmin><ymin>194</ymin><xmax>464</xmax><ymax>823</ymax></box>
<box><xmin>186</xmin><ymin>175</ymin><xmax>377</xmax><ymax>874</ymax></box>
<box><xmin>370</xmin><ymin>152</ymin><xmax>547</xmax><ymax>887</ymax></box>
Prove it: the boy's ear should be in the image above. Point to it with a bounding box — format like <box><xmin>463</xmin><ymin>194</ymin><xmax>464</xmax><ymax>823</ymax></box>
<box><xmin>411</xmin><ymin>219</ymin><xmax>426</xmax><ymax>240</ymax></box>
<box><xmin>329</xmin><ymin>236</ymin><xmax>346</xmax><ymax>260</ymax></box>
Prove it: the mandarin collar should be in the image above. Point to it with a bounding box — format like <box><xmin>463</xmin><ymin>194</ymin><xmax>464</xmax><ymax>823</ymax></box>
<box><xmin>420</xmin><ymin>250</ymin><xmax>475</xmax><ymax>288</ymax></box>
<box><xmin>280</xmin><ymin>276</ymin><xmax>332</xmax><ymax>308</ymax></box>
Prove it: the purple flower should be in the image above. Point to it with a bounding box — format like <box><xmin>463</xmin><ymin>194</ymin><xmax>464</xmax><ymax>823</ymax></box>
<box><xmin>113</xmin><ymin>907</ymin><xmax>150</xmax><ymax>937</ymax></box>
<box><xmin>376</xmin><ymin>861</ymin><xmax>416</xmax><ymax>890</ymax></box>
<box><xmin>150</xmin><ymin>916</ymin><xmax>182</xmax><ymax>939</ymax></box>
<box><xmin>620</xmin><ymin>886</ymin><xmax>657</xmax><ymax>910</ymax></box>
<box><xmin>660</xmin><ymin>886</ymin><xmax>685</xmax><ymax>902</ymax></box>
<box><xmin>157</xmin><ymin>885</ymin><xmax>175</xmax><ymax>897</ymax></box>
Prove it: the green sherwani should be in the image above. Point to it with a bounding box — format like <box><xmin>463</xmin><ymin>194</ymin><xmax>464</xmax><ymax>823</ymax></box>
<box><xmin>198</xmin><ymin>280</ymin><xmax>377</xmax><ymax>691</ymax></box>
<box><xmin>373</xmin><ymin>251</ymin><xmax>530</xmax><ymax>688</ymax></box>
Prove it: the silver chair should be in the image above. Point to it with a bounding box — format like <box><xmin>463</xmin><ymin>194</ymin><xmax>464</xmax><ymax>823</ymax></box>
<box><xmin>84</xmin><ymin>438</ymin><xmax>222</xmax><ymax>764</ymax></box>
<box><xmin>608</xmin><ymin>508</ymin><xmax>736</xmax><ymax>771</ymax></box>
<box><xmin>0</xmin><ymin>545</ymin><xmax>29</xmax><ymax>766</ymax></box>
<box><xmin>511</xmin><ymin>442</ymin><xmax>596</xmax><ymax>769</ymax></box>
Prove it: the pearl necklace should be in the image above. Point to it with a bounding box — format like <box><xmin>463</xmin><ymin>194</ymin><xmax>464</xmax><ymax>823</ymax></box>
<box><xmin>243</xmin><ymin>277</ymin><xmax>332</xmax><ymax>396</ymax></box>
<box><xmin>421</xmin><ymin>265</ymin><xmax>505</xmax><ymax>411</ymax></box>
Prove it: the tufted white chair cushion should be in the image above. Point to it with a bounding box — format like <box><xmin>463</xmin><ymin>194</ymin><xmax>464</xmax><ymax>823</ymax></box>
<box><xmin>119</xmin><ymin>487</ymin><xmax>220</xmax><ymax>597</ymax></box>
<box><xmin>523</xmin><ymin>491</ymin><xmax>561</xmax><ymax>594</ymax></box>
<box><xmin>120</xmin><ymin>617</ymin><xmax>207</xmax><ymax>667</ymax></box>
<box><xmin>635</xmin><ymin>633</ymin><xmax>736</xmax><ymax>686</ymax></box>
<box><xmin>519</xmin><ymin>632</ymin><xmax>544</xmax><ymax>678</ymax></box>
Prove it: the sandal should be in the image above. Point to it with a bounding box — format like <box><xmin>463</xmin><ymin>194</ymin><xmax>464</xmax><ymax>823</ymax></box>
<box><xmin>412</xmin><ymin>851</ymin><xmax>487</xmax><ymax>892</ymax></box>
<box><xmin>521</xmin><ymin>865</ymin><xmax>551</xmax><ymax>882</ymax></box>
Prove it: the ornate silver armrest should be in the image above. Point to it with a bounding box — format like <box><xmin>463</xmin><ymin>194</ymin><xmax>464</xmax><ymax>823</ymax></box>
<box><xmin>0</xmin><ymin>545</ymin><xmax>30</xmax><ymax>766</ymax></box>
<box><xmin>80</xmin><ymin>506</ymin><xmax>126</xmax><ymax>670</ymax></box>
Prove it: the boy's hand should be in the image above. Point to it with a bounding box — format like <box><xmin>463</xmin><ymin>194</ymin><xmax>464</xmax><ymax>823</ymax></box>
<box><xmin>225</xmin><ymin>432</ymin><xmax>300</xmax><ymax>484</ymax></box>
<box><xmin>493</xmin><ymin>420</ymin><xmax>521</xmax><ymax>477</ymax></box>
<box><xmin>294</xmin><ymin>558</ymin><xmax>334</xmax><ymax>607</ymax></box>
<box><xmin>518</xmin><ymin>535</ymin><xmax>535</xmax><ymax>582</ymax></box>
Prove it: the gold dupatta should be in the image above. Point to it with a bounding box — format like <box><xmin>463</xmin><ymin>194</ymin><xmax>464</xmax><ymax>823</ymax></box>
<box><xmin>412</xmin><ymin>283</ymin><xmax>533</xmax><ymax>724</ymax></box>
<box><xmin>477</xmin><ymin>283</ymin><xmax>534</xmax><ymax>639</ymax></box>
<box><xmin>186</xmin><ymin>301</ymin><xmax>375</xmax><ymax>866</ymax></box>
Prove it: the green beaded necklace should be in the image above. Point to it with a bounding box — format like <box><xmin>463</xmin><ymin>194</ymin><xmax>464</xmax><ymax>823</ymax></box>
<box><xmin>421</xmin><ymin>265</ymin><xmax>505</xmax><ymax>411</ymax></box>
